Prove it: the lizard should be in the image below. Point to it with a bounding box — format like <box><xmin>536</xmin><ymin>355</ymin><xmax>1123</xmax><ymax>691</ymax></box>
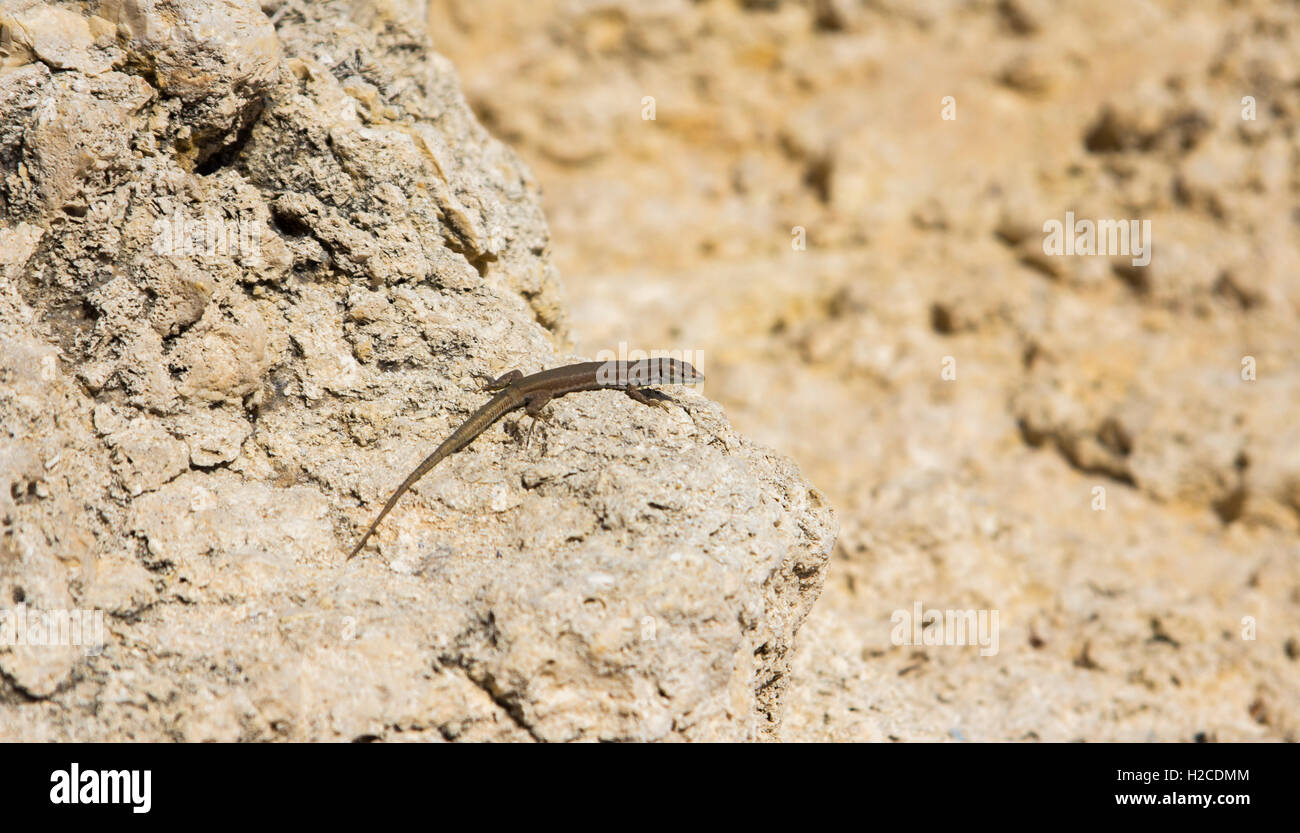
<box><xmin>346</xmin><ymin>357</ymin><xmax>705</xmax><ymax>560</ymax></box>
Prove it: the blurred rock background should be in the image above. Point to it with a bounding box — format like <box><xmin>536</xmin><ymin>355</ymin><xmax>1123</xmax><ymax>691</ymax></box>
<box><xmin>426</xmin><ymin>0</ymin><xmax>1300</xmax><ymax>740</ymax></box>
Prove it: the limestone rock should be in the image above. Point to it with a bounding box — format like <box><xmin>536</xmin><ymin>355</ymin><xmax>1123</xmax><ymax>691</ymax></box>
<box><xmin>0</xmin><ymin>0</ymin><xmax>835</xmax><ymax>741</ymax></box>
<box><xmin>424</xmin><ymin>0</ymin><xmax>1300</xmax><ymax>741</ymax></box>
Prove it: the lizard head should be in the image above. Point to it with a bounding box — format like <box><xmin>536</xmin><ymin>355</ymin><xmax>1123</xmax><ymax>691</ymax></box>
<box><xmin>648</xmin><ymin>357</ymin><xmax>704</xmax><ymax>385</ymax></box>
<box><xmin>599</xmin><ymin>357</ymin><xmax>706</xmax><ymax>386</ymax></box>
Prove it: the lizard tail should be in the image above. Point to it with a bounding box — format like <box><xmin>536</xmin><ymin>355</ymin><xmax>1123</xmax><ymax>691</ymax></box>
<box><xmin>346</xmin><ymin>393</ymin><xmax>517</xmax><ymax>560</ymax></box>
<box><xmin>346</xmin><ymin>441</ymin><xmax>452</xmax><ymax>561</ymax></box>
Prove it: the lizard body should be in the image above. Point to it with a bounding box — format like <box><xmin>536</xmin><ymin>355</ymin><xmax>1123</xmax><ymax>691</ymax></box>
<box><xmin>346</xmin><ymin>358</ymin><xmax>704</xmax><ymax>560</ymax></box>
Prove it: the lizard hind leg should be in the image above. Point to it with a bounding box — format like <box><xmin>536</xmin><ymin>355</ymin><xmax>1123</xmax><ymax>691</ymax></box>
<box><xmin>521</xmin><ymin>391</ymin><xmax>553</xmax><ymax>451</ymax></box>
<box><xmin>481</xmin><ymin>368</ymin><xmax>524</xmax><ymax>392</ymax></box>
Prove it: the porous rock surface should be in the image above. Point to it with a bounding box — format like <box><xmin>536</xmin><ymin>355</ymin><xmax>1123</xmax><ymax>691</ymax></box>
<box><xmin>0</xmin><ymin>0</ymin><xmax>836</xmax><ymax>740</ymax></box>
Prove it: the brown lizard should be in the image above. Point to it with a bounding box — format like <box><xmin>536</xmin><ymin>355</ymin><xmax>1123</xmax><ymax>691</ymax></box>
<box><xmin>347</xmin><ymin>357</ymin><xmax>704</xmax><ymax>560</ymax></box>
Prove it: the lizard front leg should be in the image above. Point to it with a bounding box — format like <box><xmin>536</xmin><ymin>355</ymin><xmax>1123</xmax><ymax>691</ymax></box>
<box><xmin>624</xmin><ymin>384</ymin><xmax>672</xmax><ymax>410</ymax></box>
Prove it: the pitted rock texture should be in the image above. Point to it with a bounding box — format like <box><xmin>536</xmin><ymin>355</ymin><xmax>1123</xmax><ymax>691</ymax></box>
<box><xmin>0</xmin><ymin>0</ymin><xmax>835</xmax><ymax>741</ymax></box>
